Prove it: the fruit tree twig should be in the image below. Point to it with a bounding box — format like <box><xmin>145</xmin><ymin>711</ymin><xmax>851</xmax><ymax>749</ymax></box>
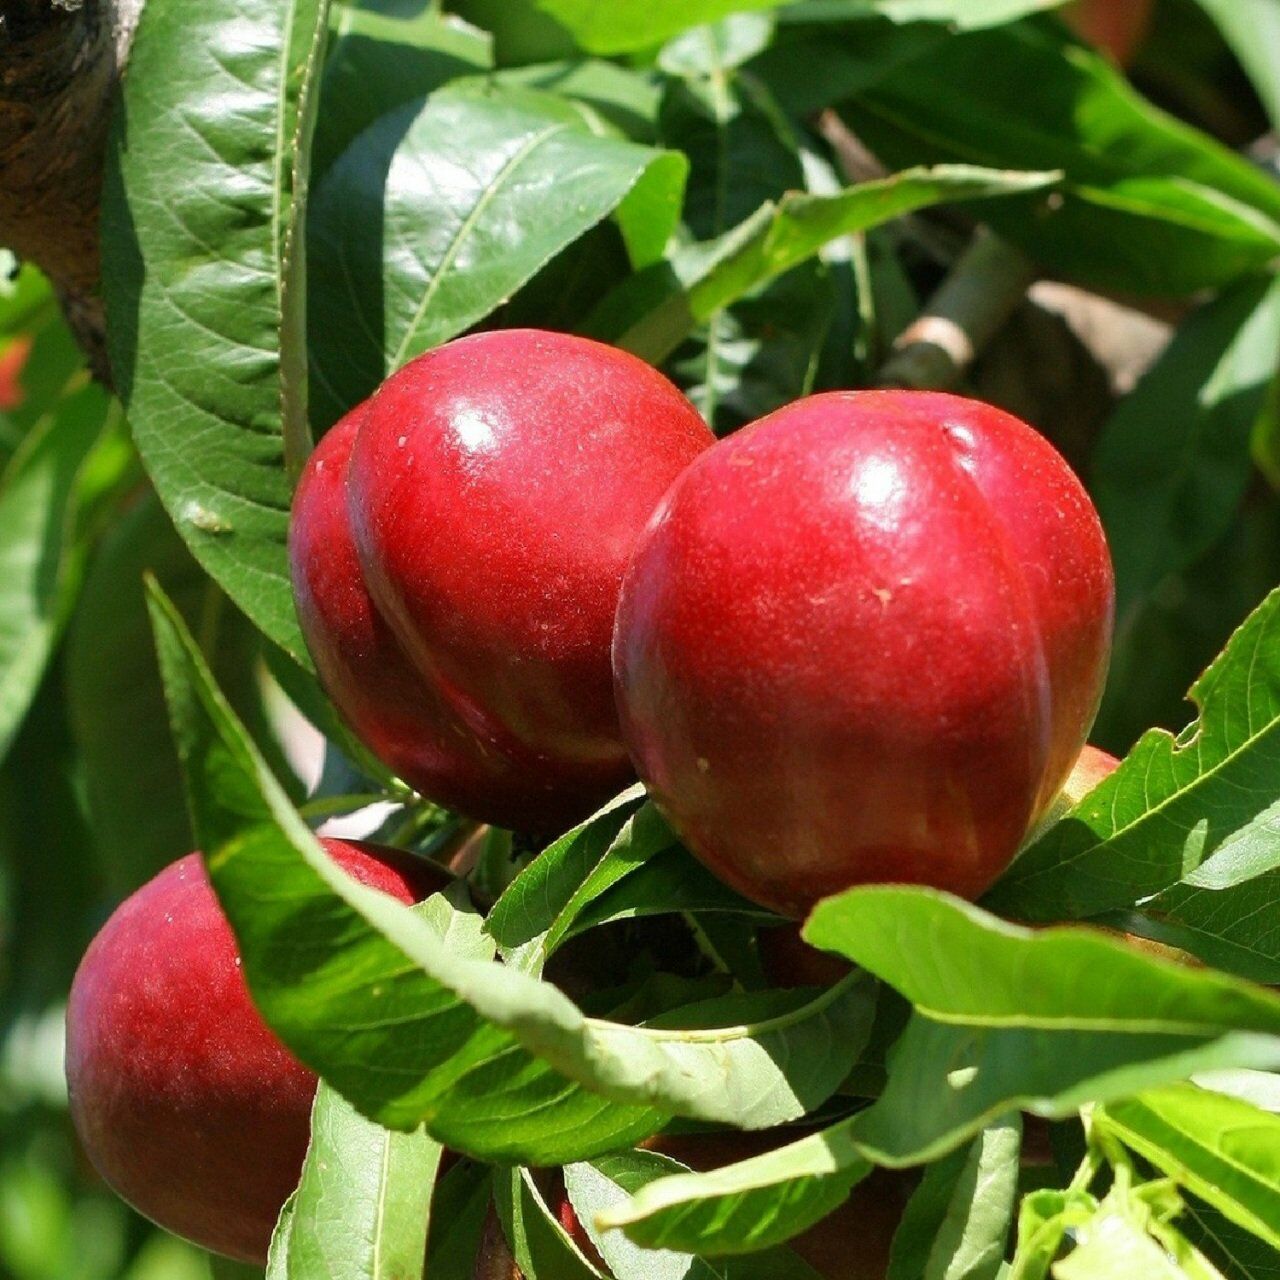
<box><xmin>877</xmin><ymin>230</ymin><xmax>1038</xmax><ymax>391</ymax></box>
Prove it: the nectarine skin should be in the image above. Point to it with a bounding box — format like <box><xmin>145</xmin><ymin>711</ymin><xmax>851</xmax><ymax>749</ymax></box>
<box><xmin>614</xmin><ymin>391</ymin><xmax>1114</xmax><ymax>917</ymax></box>
<box><xmin>65</xmin><ymin>839</ymin><xmax>447</xmax><ymax>1264</ymax></box>
<box><xmin>1065</xmin><ymin>0</ymin><xmax>1153</xmax><ymax>66</ymax></box>
<box><xmin>292</xmin><ymin>407</ymin><xmax>505</xmax><ymax>818</ymax></box>
<box><xmin>293</xmin><ymin>330</ymin><xmax>714</xmax><ymax>833</ymax></box>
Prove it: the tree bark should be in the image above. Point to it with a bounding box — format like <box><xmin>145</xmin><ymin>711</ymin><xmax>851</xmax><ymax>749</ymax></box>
<box><xmin>0</xmin><ymin>0</ymin><xmax>143</xmax><ymax>379</ymax></box>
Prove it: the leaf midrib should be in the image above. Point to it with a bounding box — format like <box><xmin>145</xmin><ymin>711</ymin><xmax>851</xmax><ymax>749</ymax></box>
<box><xmin>389</xmin><ymin>123</ymin><xmax>569</xmax><ymax>370</ymax></box>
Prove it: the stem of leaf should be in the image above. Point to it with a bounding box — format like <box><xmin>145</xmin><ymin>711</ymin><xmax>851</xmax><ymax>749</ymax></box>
<box><xmin>683</xmin><ymin>911</ymin><xmax>736</xmax><ymax>981</ymax></box>
<box><xmin>1068</xmin><ymin>1145</ymin><xmax>1103</xmax><ymax>1196</ymax></box>
<box><xmin>297</xmin><ymin>792</ymin><xmax>392</xmax><ymax>822</ymax></box>
<box><xmin>386</xmin><ymin>800</ymin><xmax>449</xmax><ymax>848</ymax></box>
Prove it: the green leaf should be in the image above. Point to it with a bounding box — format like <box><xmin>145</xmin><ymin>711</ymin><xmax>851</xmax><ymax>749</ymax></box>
<box><xmin>1009</xmin><ymin>1187</ymin><xmax>1098</xmax><ymax>1280</ymax></box>
<box><xmin>496</xmin><ymin>1166</ymin><xmax>604</xmax><ymax>1279</ymax></box>
<box><xmin>658</xmin><ymin>15</ymin><xmax>776</xmax><ymax>76</ymax></box>
<box><xmin>307</xmin><ymin>91</ymin><xmax>685</xmax><ymax>426</ymax></box>
<box><xmin>488</xmin><ymin>799</ymin><xmax>771</xmax><ymax>974</ymax></box>
<box><xmin>0</xmin><ymin>258</ymin><xmax>52</xmax><ymax>336</ymax></box>
<box><xmin>424</xmin><ymin>1160</ymin><xmax>493</xmax><ymax>1278</ymax></box>
<box><xmin>312</xmin><ymin>6</ymin><xmax>493</xmax><ymax>181</ymax></box>
<box><xmin>66</xmin><ymin>496</ymin><xmax>277</xmax><ymax>893</ymax></box>
<box><xmin>1181</xmin><ymin>1197</ymin><xmax>1280</xmax><ymax>1280</ymax></box>
<box><xmin>146</xmin><ymin>582</ymin><xmax>877</xmax><ymax>1162</ymax></box>
<box><xmin>533</xmin><ymin>0</ymin><xmax>787</xmax><ymax>53</ymax></box>
<box><xmin>103</xmin><ymin>0</ymin><xmax>330</xmax><ymax>662</ymax></box>
<box><xmin>488</xmin><ymin>59</ymin><xmax>663</xmax><ymax>141</ymax></box>
<box><xmin>672</xmin><ymin>260</ymin><xmax>837</xmax><ymax>434</ymax></box>
<box><xmin>0</xmin><ymin>282</ymin><xmax>82</xmax><ymax>469</ymax></box>
<box><xmin>596</xmin><ymin>1122</ymin><xmax>873</xmax><ymax>1256</ymax></box>
<box><xmin>265</xmin><ymin>1195</ymin><xmax>296</xmax><ymax>1280</ymax></box>
<box><xmin>565</xmin><ymin>843</ymin><xmax>777</xmax><ymax>938</ymax></box>
<box><xmin>887</xmin><ymin>1115</ymin><xmax>1021</xmax><ymax>1280</ymax></box>
<box><xmin>1121</xmin><ymin>871</ymin><xmax>1280</xmax><ymax>986</ymax></box>
<box><xmin>1042</xmin><ymin>1177</ymin><xmax>1227</xmax><ymax>1280</ymax></box>
<box><xmin>486</xmin><ymin>790</ymin><xmax>655</xmax><ymax>971</ymax></box>
<box><xmin>0</xmin><ymin>385</ymin><xmax>128</xmax><ymax>767</ymax></box>
<box><xmin>1100</xmin><ymin>1085</ymin><xmax>1280</xmax><ymax>1252</ymax></box>
<box><xmin>804</xmin><ymin>887</ymin><xmax>1280</xmax><ymax>1165</ymax></box>
<box><xmin>1052</xmin><ymin>1204</ymin><xmax>1187</xmax><ymax>1280</ymax></box>
<box><xmin>1095</xmin><ymin>275</ymin><xmax>1280</xmax><ymax>630</ymax></box>
<box><xmin>564</xmin><ymin>1150</ymin><xmax>827</xmax><ymax>1280</ymax></box>
<box><xmin>590</xmin><ymin>165</ymin><xmax>1057</xmax><ymax>364</ymax></box>
<box><xmin>839</xmin><ymin>21</ymin><xmax>1280</xmax><ymax>295</ymax></box>
<box><xmin>986</xmin><ymin>587</ymin><xmax>1280</xmax><ymax>922</ymax></box>
<box><xmin>659</xmin><ymin>70</ymin><xmax>803</xmax><ymax>242</ymax></box>
<box><xmin>148</xmin><ymin>576</ymin><xmax>660</xmax><ymax>1162</ymax></box>
<box><xmin>1191</xmin><ymin>0</ymin><xmax>1280</xmax><ymax>131</ymax></box>
<box><xmin>280</xmin><ymin>1084</ymin><xmax>441</xmax><ymax>1278</ymax></box>
<box><xmin>534</xmin><ymin>0</ymin><xmax>1063</xmax><ymax>54</ymax></box>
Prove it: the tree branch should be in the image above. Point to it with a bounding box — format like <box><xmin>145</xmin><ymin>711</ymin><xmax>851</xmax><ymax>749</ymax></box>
<box><xmin>0</xmin><ymin>0</ymin><xmax>144</xmax><ymax>379</ymax></box>
<box><xmin>877</xmin><ymin>230</ymin><xmax>1038</xmax><ymax>391</ymax></box>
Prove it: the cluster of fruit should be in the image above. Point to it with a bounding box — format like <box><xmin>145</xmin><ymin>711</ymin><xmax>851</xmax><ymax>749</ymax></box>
<box><xmin>290</xmin><ymin>329</ymin><xmax>1113</xmax><ymax>915</ymax></box>
<box><xmin>65</xmin><ymin>330</ymin><xmax>1114</xmax><ymax>1263</ymax></box>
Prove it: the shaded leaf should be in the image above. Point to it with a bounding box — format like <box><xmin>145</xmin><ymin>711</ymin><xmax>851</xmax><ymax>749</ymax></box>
<box><xmin>0</xmin><ymin>386</ymin><xmax>128</xmax><ymax>766</ymax></box>
<box><xmin>1095</xmin><ymin>275</ymin><xmax>1280</xmax><ymax>629</ymax></box>
<box><xmin>308</xmin><ymin>91</ymin><xmax>685</xmax><ymax>426</ymax></box>
<box><xmin>1191</xmin><ymin>0</ymin><xmax>1280</xmax><ymax>131</ymax></box>
<box><xmin>659</xmin><ymin>74</ymin><xmax>803</xmax><ymax>242</ymax></box>
<box><xmin>840</xmin><ymin>21</ymin><xmax>1280</xmax><ymax>295</ymax></box>
<box><xmin>312</xmin><ymin>6</ymin><xmax>493</xmax><ymax>180</ymax></box>
<box><xmin>590</xmin><ymin>165</ymin><xmax>1057</xmax><ymax>364</ymax></box>
<box><xmin>1182</xmin><ymin>1196</ymin><xmax>1280</xmax><ymax>1280</ymax></box>
<box><xmin>424</xmin><ymin>1160</ymin><xmax>493</xmax><ymax>1278</ymax></box>
<box><xmin>66</xmin><ymin>496</ymin><xmax>277</xmax><ymax>893</ymax></box>
<box><xmin>496</xmin><ymin>1166</ymin><xmax>604</xmax><ymax>1279</ymax></box>
<box><xmin>887</xmin><ymin>1115</ymin><xmax>1021</xmax><ymax>1280</ymax></box>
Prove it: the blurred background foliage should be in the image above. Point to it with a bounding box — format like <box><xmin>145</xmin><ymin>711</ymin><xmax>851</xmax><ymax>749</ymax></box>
<box><xmin>1</xmin><ymin>0</ymin><xmax>1278</xmax><ymax>1273</ymax></box>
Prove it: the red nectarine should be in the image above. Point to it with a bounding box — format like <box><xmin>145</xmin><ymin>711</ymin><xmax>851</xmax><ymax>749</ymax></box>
<box><xmin>65</xmin><ymin>839</ymin><xmax>447</xmax><ymax>1263</ymax></box>
<box><xmin>292</xmin><ymin>330</ymin><xmax>713</xmax><ymax>833</ymax></box>
<box><xmin>614</xmin><ymin>391</ymin><xmax>1114</xmax><ymax>916</ymax></box>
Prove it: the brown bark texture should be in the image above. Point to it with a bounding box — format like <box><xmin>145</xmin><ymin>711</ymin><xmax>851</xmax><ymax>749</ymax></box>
<box><xmin>0</xmin><ymin>0</ymin><xmax>142</xmax><ymax>379</ymax></box>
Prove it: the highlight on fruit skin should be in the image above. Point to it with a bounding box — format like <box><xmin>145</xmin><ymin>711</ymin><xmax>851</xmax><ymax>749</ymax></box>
<box><xmin>290</xmin><ymin>328</ymin><xmax>714</xmax><ymax>835</ymax></box>
<box><xmin>64</xmin><ymin>839</ymin><xmax>449</xmax><ymax>1265</ymax></box>
<box><xmin>613</xmin><ymin>390</ymin><xmax>1115</xmax><ymax>918</ymax></box>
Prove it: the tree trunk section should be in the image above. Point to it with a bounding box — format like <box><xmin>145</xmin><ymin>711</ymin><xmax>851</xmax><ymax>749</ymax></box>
<box><xmin>0</xmin><ymin>0</ymin><xmax>143</xmax><ymax>379</ymax></box>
